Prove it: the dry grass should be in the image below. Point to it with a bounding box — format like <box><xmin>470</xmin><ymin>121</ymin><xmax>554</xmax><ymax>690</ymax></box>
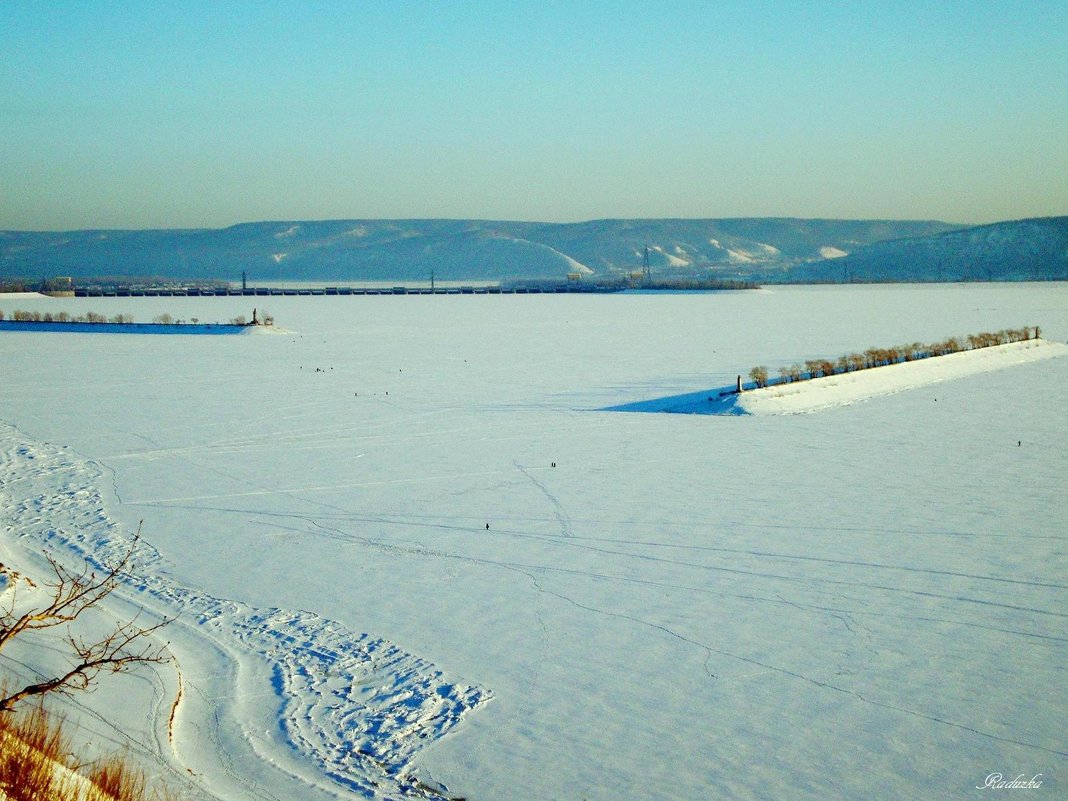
<box><xmin>85</xmin><ymin>755</ymin><xmax>148</xmax><ymax>801</ymax></box>
<box><xmin>0</xmin><ymin>701</ymin><xmax>178</xmax><ymax>801</ymax></box>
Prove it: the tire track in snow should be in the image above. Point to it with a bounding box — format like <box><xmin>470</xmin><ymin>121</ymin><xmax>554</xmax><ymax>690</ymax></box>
<box><xmin>289</xmin><ymin>517</ymin><xmax>1068</xmax><ymax>762</ymax></box>
<box><xmin>0</xmin><ymin>421</ymin><xmax>491</xmax><ymax>800</ymax></box>
<box><xmin>189</xmin><ymin>505</ymin><xmax>1067</xmax><ymax>645</ymax></box>
<box><xmin>497</xmin><ymin>560</ymin><xmax>1068</xmax><ymax>760</ymax></box>
<box><xmin>514</xmin><ymin>462</ymin><xmax>574</xmax><ymax>538</ymax></box>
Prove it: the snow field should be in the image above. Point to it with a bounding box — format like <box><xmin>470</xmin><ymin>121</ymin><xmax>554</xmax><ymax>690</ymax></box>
<box><xmin>0</xmin><ymin>427</ymin><xmax>489</xmax><ymax>800</ymax></box>
<box><xmin>0</xmin><ymin>283</ymin><xmax>1066</xmax><ymax>800</ymax></box>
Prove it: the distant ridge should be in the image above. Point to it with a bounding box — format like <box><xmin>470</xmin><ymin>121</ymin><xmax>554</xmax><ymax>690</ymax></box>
<box><xmin>2</xmin><ymin>216</ymin><xmax>1062</xmax><ymax>284</ymax></box>
<box><xmin>793</xmin><ymin>216</ymin><xmax>1068</xmax><ymax>283</ymax></box>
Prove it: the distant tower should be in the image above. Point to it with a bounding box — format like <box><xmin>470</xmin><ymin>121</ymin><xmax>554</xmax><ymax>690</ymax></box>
<box><xmin>242</xmin><ymin>270</ymin><xmax>247</xmax><ymax>291</ymax></box>
<box><xmin>643</xmin><ymin>246</ymin><xmax>651</xmax><ymax>283</ymax></box>
<box><xmin>431</xmin><ymin>269</ymin><xmax>435</xmax><ymax>291</ymax></box>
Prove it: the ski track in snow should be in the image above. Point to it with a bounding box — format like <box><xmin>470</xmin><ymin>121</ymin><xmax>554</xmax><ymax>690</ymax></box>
<box><xmin>0</xmin><ymin>421</ymin><xmax>491</xmax><ymax>800</ymax></box>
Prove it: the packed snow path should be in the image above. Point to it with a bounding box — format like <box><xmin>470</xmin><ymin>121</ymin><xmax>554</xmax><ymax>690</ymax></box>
<box><xmin>0</xmin><ymin>423</ymin><xmax>490</xmax><ymax>800</ymax></box>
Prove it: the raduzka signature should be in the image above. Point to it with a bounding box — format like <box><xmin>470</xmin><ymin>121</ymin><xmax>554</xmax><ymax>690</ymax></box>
<box><xmin>977</xmin><ymin>773</ymin><xmax>1043</xmax><ymax>790</ymax></box>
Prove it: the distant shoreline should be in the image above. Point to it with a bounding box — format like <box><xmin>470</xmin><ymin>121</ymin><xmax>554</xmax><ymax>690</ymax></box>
<box><xmin>56</xmin><ymin>278</ymin><xmax>761</xmax><ymax>297</ymax></box>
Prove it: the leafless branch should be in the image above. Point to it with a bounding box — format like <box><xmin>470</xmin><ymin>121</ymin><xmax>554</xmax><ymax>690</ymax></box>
<box><xmin>0</xmin><ymin>525</ymin><xmax>172</xmax><ymax>712</ymax></box>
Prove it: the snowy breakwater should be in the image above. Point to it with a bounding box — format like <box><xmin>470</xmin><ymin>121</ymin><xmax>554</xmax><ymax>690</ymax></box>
<box><xmin>603</xmin><ymin>339</ymin><xmax>1068</xmax><ymax>416</ymax></box>
<box><xmin>0</xmin><ymin>321</ymin><xmax>249</xmax><ymax>335</ymax></box>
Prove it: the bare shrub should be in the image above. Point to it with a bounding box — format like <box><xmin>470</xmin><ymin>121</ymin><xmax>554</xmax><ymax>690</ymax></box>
<box><xmin>152</xmin><ymin>313</ymin><xmax>173</xmax><ymax>325</ymax></box>
<box><xmin>803</xmin><ymin>359</ymin><xmax>835</xmax><ymax>379</ymax></box>
<box><xmin>0</xmin><ymin>535</ymin><xmax>171</xmax><ymax>713</ymax></box>
<box><xmin>748</xmin><ymin>366</ymin><xmax>769</xmax><ymax>388</ymax></box>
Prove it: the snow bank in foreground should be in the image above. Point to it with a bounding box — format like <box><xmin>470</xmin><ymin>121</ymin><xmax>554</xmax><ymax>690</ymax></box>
<box><xmin>736</xmin><ymin>339</ymin><xmax>1068</xmax><ymax>415</ymax></box>
<box><xmin>0</xmin><ymin>424</ymin><xmax>490</xmax><ymax>800</ymax></box>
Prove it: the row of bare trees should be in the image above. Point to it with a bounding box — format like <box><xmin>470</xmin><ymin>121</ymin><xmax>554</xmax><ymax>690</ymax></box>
<box><xmin>0</xmin><ymin>310</ymin><xmax>262</xmax><ymax>326</ymax></box>
<box><xmin>2</xmin><ymin>310</ymin><xmax>134</xmax><ymax>324</ymax></box>
<box><xmin>748</xmin><ymin>326</ymin><xmax>1041</xmax><ymax>389</ymax></box>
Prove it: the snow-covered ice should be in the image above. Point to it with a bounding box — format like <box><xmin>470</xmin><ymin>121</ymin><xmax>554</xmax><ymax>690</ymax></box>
<box><xmin>0</xmin><ymin>283</ymin><xmax>1065</xmax><ymax>800</ymax></box>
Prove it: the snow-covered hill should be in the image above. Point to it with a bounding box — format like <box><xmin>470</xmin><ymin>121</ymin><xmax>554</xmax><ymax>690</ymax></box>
<box><xmin>0</xmin><ymin>218</ymin><xmax>962</xmax><ymax>283</ymax></box>
<box><xmin>796</xmin><ymin>216</ymin><xmax>1068</xmax><ymax>282</ymax></box>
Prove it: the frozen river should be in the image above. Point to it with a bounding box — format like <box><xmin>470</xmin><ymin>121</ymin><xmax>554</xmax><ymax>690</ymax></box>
<box><xmin>1</xmin><ymin>283</ymin><xmax>1066</xmax><ymax>800</ymax></box>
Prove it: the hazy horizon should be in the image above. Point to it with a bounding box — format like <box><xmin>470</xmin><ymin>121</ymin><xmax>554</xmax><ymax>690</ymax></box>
<box><xmin>3</xmin><ymin>1</ymin><xmax>1066</xmax><ymax>231</ymax></box>
<box><xmin>0</xmin><ymin>213</ymin><xmax>993</xmax><ymax>235</ymax></box>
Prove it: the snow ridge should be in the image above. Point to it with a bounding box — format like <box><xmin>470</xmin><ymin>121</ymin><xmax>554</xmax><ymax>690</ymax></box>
<box><xmin>0</xmin><ymin>423</ymin><xmax>490</xmax><ymax>800</ymax></box>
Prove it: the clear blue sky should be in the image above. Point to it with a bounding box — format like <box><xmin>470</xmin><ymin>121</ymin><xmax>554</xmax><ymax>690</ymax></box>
<box><xmin>2</xmin><ymin>0</ymin><xmax>1066</xmax><ymax>230</ymax></box>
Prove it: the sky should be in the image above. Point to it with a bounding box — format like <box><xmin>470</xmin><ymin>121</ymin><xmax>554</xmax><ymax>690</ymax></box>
<box><xmin>2</xmin><ymin>0</ymin><xmax>1066</xmax><ymax>230</ymax></box>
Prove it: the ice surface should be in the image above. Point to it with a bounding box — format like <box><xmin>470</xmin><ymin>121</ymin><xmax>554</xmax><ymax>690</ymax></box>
<box><xmin>0</xmin><ymin>284</ymin><xmax>1065</xmax><ymax>800</ymax></box>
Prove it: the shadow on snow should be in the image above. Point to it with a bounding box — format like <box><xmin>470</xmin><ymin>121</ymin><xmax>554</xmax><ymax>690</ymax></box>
<box><xmin>599</xmin><ymin>386</ymin><xmax>747</xmax><ymax>416</ymax></box>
